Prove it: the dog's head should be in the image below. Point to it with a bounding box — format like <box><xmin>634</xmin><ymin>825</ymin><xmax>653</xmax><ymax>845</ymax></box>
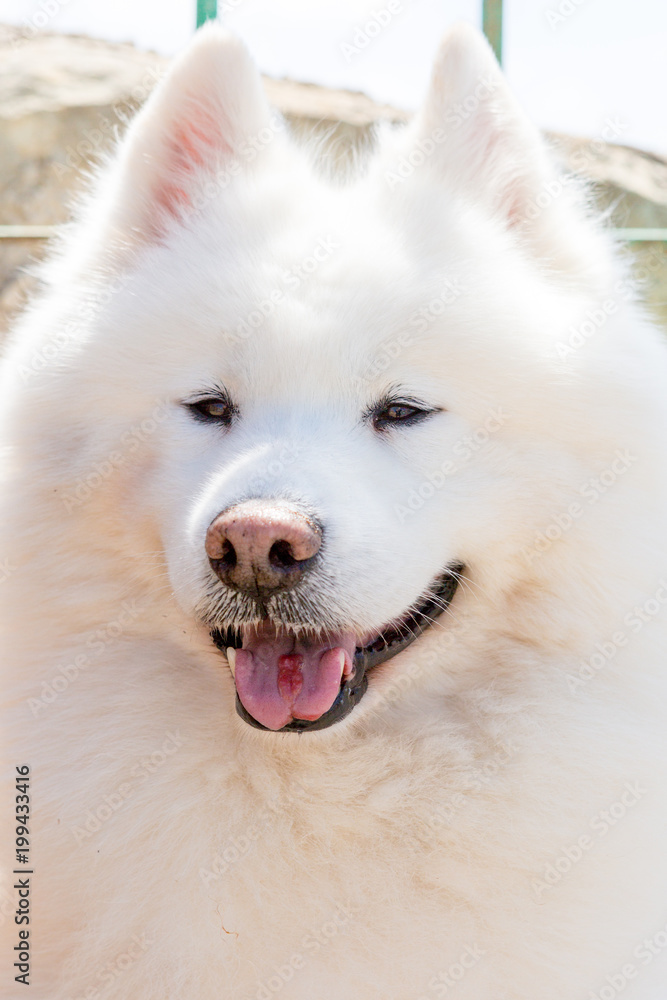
<box><xmin>6</xmin><ymin>24</ymin><xmax>660</xmax><ymax>732</ymax></box>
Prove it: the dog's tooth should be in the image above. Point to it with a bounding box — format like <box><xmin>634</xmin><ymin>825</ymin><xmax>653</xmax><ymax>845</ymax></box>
<box><xmin>226</xmin><ymin>647</ymin><xmax>237</xmax><ymax>677</ymax></box>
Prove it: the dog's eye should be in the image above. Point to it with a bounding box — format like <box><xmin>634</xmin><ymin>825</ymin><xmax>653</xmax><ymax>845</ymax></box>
<box><xmin>372</xmin><ymin>400</ymin><xmax>435</xmax><ymax>430</ymax></box>
<box><xmin>185</xmin><ymin>397</ymin><xmax>236</xmax><ymax>425</ymax></box>
<box><xmin>381</xmin><ymin>404</ymin><xmax>421</xmax><ymax>422</ymax></box>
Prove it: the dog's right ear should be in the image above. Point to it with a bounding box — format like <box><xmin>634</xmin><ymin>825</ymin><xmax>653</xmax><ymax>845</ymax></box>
<box><xmin>384</xmin><ymin>23</ymin><xmax>604</xmax><ymax>274</ymax></box>
<box><xmin>102</xmin><ymin>24</ymin><xmax>275</xmax><ymax>247</ymax></box>
<box><xmin>401</xmin><ymin>24</ymin><xmax>550</xmax><ymax>231</ymax></box>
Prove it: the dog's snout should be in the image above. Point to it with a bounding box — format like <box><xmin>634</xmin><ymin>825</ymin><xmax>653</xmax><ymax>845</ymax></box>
<box><xmin>205</xmin><ymin>501</ymin><xmax>322</xmax><ymax>596</ymax></box>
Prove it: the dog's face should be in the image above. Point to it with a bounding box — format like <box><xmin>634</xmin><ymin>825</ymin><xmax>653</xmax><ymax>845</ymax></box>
<box><xmin>8</xmin><ymin>25</ymin><xmax>639</xmax><ymax>731</ymax></box>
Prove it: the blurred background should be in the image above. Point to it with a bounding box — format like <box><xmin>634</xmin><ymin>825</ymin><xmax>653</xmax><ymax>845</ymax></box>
<box><xmin>0</xmin><ymin>0</ymin><xmax>665</xmax><ymax>334</ymax></box>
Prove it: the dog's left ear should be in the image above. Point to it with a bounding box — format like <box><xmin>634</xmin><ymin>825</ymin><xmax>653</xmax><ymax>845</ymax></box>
<box><xmin>102</xmin><ymin>24</ymin><xmax>275</xmax><ymax>247</ymax></box>
<box><xmin>393</xmin><ymin>24</ymin><xmax>564</xmax><ymax>234</ymax></box>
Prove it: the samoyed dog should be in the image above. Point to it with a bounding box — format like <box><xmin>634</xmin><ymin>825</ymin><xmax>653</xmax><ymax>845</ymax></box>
<box><xmin>2</xmin><ymin>21</ymin><xmax>667</xmax><ymax>1000</ymax></box>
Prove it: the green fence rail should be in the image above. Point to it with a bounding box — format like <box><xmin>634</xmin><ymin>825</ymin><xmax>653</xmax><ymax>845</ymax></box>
<box><xmin>196</xmin><ymin>0</ymin><xmax>217</xmax><ymax>28</ymax></box>
<box><xmin>482</xmin><ymin>0</ymin><xmax>503</xmax><ymax>64</ymax></box>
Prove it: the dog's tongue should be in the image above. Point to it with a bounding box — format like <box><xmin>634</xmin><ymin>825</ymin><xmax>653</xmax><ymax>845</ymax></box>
<box><xmin>233</xmin><ymin>622</ymin><xmax>356</xmax><ymax>731</ymax></box>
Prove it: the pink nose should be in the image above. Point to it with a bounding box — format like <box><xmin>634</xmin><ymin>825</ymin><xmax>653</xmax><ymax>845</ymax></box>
<box><xmin>205</xmin><ymin>501</ymin><xmax>322</xmax><ymax>596</ymax></box>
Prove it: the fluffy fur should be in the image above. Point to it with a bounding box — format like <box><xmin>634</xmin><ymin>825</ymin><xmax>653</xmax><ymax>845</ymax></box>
<box><xmin>2</xmin><ymin>23</ymin><xmax>667</xmax><ymax>999</ymax></box>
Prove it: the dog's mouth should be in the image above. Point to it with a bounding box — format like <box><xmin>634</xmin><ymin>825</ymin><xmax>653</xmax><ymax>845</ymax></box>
<box><xmin>210</xmin><ymin>564</ymin><xmax>464</xmax><ymax>733</ymax></box>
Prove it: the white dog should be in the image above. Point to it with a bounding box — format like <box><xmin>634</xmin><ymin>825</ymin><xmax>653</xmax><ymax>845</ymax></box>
<box><xmin>2</xmin><ymin>21</ymin><xmax>667</xmax><ymax>1000</ymax></box>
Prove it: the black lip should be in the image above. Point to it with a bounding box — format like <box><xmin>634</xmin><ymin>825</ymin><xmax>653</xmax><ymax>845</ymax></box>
<box><xmin>211</xmin><ymin>563</ymin><xmax>464</xmax><ymax>733</ymax></box>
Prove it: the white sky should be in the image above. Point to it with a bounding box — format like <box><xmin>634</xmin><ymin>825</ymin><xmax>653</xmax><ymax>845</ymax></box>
<box><xmin>1</xmin><ymin>0</ymin><xmax>665</xmax><ymax>155</ymax></box>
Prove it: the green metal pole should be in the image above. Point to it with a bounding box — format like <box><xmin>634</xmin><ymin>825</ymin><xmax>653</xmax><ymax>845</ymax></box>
<box><xmin>197</xmin><ymin>0</ymin><xmax>218</xmax><ymax>28</ymax></box>
<box><xmin>482</xmin><ymin>0</ymin><xmax>503</xmax><ymax>65</ymax></box>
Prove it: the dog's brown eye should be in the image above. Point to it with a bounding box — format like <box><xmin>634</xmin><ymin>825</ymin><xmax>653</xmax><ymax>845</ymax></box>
<box><xmin>372</xmin><ymin>400</ymin><xmax>435</xmax><ymax>430</ymax></box>
<box><xmin>382</xmin><ymin>404</ymin><xmax>420</xmax><ymax>422</ymax></box>
<box><xmin>186</xmin><ymin>397</ymin><xmax>236</xmax><ymax>425</ymax></box>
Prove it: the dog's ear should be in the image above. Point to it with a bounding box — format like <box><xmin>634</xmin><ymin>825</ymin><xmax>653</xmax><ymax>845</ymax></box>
<box><xmin>396</xmin><ymin>24</ymin><xmax>558</xmax><ymax>232</ymax></box>
<box><xmin>104</xmin><ymin>24</ymin><xmax>274</xmax><ymax>245</ymax></box>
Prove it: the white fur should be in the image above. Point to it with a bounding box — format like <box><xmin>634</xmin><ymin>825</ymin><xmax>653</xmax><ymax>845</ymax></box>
<box><xmin>2</xmin><ymin>23</ymin><xmax>667</xmax><ymax>999</ymax></box>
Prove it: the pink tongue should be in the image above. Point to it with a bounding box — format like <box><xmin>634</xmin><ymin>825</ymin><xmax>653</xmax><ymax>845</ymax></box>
<box><xmin>233</xmin><ymin>623</ymin><xmax>356</xmax><ymax>731</ymax></box>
